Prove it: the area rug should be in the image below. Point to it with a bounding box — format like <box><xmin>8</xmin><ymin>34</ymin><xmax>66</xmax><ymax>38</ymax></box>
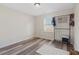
<box><xmin>36</xmin><ymin>42</ymin><xmax>69</xmax><ymax>55</ymax></box>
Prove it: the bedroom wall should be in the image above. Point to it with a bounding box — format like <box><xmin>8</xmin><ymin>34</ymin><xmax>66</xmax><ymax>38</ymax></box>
<box><xmin>0</xmin><ymin>5</ymin><xmax>35</xmax><ymax>48</ymax></box>
<box><xmin>74</xmin><ymin>4</ymin><xmax>79</xmax><ymax>51</ymax></box>
<box><xmin>35</xmin><ymin>9</ymin><xmax>74</xmax><ymax>44</ymax></box>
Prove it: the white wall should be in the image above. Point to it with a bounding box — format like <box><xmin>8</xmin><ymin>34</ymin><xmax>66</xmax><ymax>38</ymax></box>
<box><xmin>0</xmin><ymin>5</ymin><xmax>35</xmax><ymax>48</ymax></box>
<box><xmin>35</xmin><ymin>9</ymin><xmax>74</xmax><ymax>43</ymax></box>
<box><xmin>74</xmin><ymin>4</ymin><xmax>79</xmax><ymax>51</ymax></box>
<box><xmin>0</xmin><ymin>5</ymin><xmax>75</xmax><ymax>48</ymax></box>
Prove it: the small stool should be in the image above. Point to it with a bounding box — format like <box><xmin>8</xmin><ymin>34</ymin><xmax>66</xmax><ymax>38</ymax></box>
<box><xmin>61</xmin><ymin>36</ymin><xmax>70</xmax><ymax>48</ymax></box>
<box><xmin>62</xmin><ymin>37</ymin><xmax>70</xmax><ymax>44</ymax></box>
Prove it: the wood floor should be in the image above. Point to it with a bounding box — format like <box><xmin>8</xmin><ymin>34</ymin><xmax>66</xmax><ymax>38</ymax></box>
<box><xmin>0</xmin><ymin>38</ymin><xmax>50</xmax><ymax>55</ymax></box>
<box><xmin>0</xmin><ymin>38</ymin><xmax>78</xmax><ymax>55</ymax></box>
<box><xmin>53</xmin><ymin>40</ymin><xmax>79</xmax><ymax>55</ymax></box>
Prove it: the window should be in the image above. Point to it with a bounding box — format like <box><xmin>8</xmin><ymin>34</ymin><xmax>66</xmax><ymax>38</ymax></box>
<box><xmin>44</xmin><ymin>16</ymin><xmax>54</xmax><ymax>32</ymax></box>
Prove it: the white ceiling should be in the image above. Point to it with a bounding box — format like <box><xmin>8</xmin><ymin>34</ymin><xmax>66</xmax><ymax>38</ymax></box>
<box><xmin>1</xmin><ymin>3</ymin><xmax>76</xmax><ymax>16</ymax></box>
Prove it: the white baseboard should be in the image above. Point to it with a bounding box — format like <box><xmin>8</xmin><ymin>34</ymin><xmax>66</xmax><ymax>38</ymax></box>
<box><xmin>0</xmin><ymin>35</ymin><xmax>34</xmax><ymax>48</ymax></box>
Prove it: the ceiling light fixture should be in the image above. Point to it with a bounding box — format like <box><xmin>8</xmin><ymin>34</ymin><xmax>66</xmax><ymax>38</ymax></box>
<box><xmin>34</xmin><ymin>3</ymin><xmax>40</xmax><ymax>7</ymax></box>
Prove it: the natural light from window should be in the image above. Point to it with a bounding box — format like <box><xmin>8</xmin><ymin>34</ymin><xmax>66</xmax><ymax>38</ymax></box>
<box><xmin>44</xmin><ymin>16</ymin><xmax>54</xmax><ymax>32</ymax></box>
